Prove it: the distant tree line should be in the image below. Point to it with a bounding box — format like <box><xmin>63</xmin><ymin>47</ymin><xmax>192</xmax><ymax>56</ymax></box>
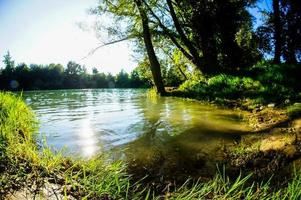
<box><xmin>0</xmin><ymin>52</ymin><xmax>153</xmax><ymax>90</ymax></box>
<box><xmin>2</xmin><ymin>1</ymin><xmax>300</xmax><ymax>93</ymax></box>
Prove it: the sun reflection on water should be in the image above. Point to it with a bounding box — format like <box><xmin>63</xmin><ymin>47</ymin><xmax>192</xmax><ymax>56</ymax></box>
<box><xmin>76</xmin><ymin>118</ymin><xmax>99</xmax><ymax>157</ymax></box>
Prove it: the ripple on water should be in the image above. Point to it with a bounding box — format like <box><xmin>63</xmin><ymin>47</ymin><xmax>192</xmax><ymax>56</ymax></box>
<box><xmin>22</xmin><ymin>89</ymin><xmax>251</xmax><ymax>163</ymax></box>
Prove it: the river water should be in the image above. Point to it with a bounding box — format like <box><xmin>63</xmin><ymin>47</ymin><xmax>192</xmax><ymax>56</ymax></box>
<box><xmin>23</xmin><ymin>89</ymin><xmax>251</xmax><ymax>178</ymax></box>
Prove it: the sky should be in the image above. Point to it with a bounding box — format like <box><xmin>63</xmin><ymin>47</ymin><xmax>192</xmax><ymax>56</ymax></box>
<box><xmin>0</xmin><ymin>0</ymin><xmax>272</xmax><ymax>74</ymax></box>
<box><xmin>0</xmin><ymin>0</ymin><xmax>136</xmax><ymax>74</ymax></box>
<box><xmin>249</xmin><ymin>0</ymin><xmax>272</xmax><ymax>27</ymax></box>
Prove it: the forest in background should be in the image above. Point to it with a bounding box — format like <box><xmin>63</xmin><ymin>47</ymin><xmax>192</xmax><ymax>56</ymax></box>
<box><xmin>0</xmin><ymin>51</ymin><xmax>187</xmax><ymax>90</ymax></box>
<box><xmin>0</xmin><ymin>53</ymin><xmax>148</xmax><ymax>90</ymax></box>
<box><xmin>2</xmin><ymin>1</ymin><xmax>301</xmax><ymax>199</ymax></box>
<box><xmin>1</xmin><ymin>0</ymin><xmax>300</xmax><ymax>101</ymax></box>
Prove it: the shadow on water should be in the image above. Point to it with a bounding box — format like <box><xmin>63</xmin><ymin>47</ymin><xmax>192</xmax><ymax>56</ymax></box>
<box><xmin>113</xmin><ymin>95</ymin><xmax>251</xmax><ymax>184</ymax></box>
<box><xmin>22</xmin><ymin>89</ymin><xmax>252</xmax><ymax>184</ymax></box>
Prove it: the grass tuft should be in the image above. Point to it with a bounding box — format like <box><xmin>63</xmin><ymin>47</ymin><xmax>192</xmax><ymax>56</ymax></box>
<box><xmin>2</xmin><ymin>91</ymin><xmax>301</xmax><ymax>199</ymax></box>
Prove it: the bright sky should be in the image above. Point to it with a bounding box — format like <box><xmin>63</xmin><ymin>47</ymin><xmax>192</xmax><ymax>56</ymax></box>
<box><xmin>0</xmin><ymin>0</ymin><xmax>272</xmax><ymax>74</ymax></box>
<box><xmin>0</xmin><ymin>0</ymin><xmax>136</xmax><ymax>74</ymax></box>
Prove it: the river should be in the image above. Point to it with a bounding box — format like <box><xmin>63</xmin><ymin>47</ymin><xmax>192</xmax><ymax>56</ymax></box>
<box><xmin>23</xmin><ymin>89</ymin><xmax>251</xmax><ymax>179</ymax></box>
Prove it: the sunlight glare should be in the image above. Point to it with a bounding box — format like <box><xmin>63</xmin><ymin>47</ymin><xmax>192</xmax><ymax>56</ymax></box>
<box><xmin>77</xmin><ymin>118</ymin><xmax>99</xmax><ymax>157</ymax></box>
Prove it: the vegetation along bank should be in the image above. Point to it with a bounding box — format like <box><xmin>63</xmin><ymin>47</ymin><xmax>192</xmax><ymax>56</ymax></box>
<box><xmin>1</xmin><ymin>90</ymin><xmax>301</xmax><ymax>199</ymax></box>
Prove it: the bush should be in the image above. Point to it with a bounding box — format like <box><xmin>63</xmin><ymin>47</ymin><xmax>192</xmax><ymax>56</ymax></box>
<box><xmin>287</xmin><ymin>103</ymin><xmax>301</xmax><ymax>118</ymax></box>
<box><xmin>250</xmin><ymin>61</ymin><xmax>301</xmax><ymax>91</ymax></box>
<box><xmin>178</xmin><ymin>61</ymin><xmax>301</xmax><ymax>104</ymax></box>
<box><xmin>179</xmin><ymin>74</ymin><xmax>262</xmax><ymax>100</ymax></box>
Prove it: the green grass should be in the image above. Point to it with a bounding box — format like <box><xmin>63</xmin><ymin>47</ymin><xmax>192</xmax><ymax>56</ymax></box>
<box><xmin>0</xmin><ymin>92</ymin><xmax>139</xmax><ymax>199</ymax></box>
<box><xmin>1</xmin><ymin>91</ymin><xmax>301</xmax><ymax>199</ymax></box>
<box><xmin>287</xmin><ymin>103</ymin><xmax>301</xmax><ymax>118</ymax></box>
<box><xmin>175</xmin><ymin>62</ymin><xmax>301</xmax><ymax>107</ymax></box>
<box><xmin>165</xmin><ymin>169</ymin><xmax>301</xmax><ymax>200</ymax></box>
<box><xmin>178</xmin><ymin>74</ymin><xmax>262</xmax><ymax>100</ymax></box>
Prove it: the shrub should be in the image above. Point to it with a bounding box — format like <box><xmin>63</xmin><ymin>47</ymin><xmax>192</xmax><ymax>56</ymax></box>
<box><xmin>250</xmin><ymin>61</ymin><xmax>301</xmax><ymax>91</ymax></box>
<box><xmin>179</xmin><ymin>74</ymin><xmax>262</xmax><ymax>100</ymax></box>
<box><xmin>287</xmin><ymin>103</ymin><xmax>301</xmax><ymax>118</ymax></box>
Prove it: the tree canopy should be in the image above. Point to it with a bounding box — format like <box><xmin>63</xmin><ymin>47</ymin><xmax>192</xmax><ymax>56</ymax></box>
<box><xmin>0</xmin><ymin>52</ymin><xmax>151</xmax><ymax>90</ymax></box>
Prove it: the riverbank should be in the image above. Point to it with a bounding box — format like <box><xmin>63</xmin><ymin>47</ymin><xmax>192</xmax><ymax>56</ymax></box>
<box><xmin>168</xmin><ymin>61</ymin><xmax>301</xmax><ymax>151</ymax></box>
<box><xmin>0</xmin><ymin>92</ymin><xmax>139</xmax><ymax>199</ymax></box>
<box><xmin>2</xmin><ymin>92</ymin><xmax>301</xmax><ymax>199</ymax></box>
<box><xmin>165</xmin><ymin>62</ymin><xmax>301</xmax><ymax>195</ymax></box>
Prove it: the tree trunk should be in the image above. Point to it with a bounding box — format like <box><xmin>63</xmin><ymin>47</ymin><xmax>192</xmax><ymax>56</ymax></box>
<box><xmin>135</xmin><ymin>0</ymin><xmax>166</xmax><ymax>95</ymax></box>
<box><xmin>273</xmin><ymin>0</ymin><xmax>282</xmax><ymax>64</ymax></box>
<box><xmin>199</xmin><ymin>24</ymin><xmax>219</xmax><ymax>75</ymax></box>
<box><xmin>166</xmin><ymin>0</ymin><xmax>204</xmax><ymax>71</ymax></box>
<box><xmin>202</xmin><ymin>41</ymin><xmax>219</xmax><ymax>75</ymax></box>
<box><xmin>142</xmin><ymin>0</ymin><xmax>202</xmax><ymax>71</ymax></box>
<box><xmin>284</xmin><ymin>0</ymin><xmax>298</xmax><ymax>64</ymax></box>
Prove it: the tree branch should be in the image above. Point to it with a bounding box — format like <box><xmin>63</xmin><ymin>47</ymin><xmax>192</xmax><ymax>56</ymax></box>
<box><xmin>166</xmin><ymin>0</ymin><xmax>204</xmax><ymax>70</ymax></box>
<box><xmin>141</xmin><ymin>0</ymin><xmax>194</xmax><ymax>61</ymax></box>
<box><xmin>81</xmin><ymin>35</ymin><xmax>139</xmax><ymax>60</ymax></box>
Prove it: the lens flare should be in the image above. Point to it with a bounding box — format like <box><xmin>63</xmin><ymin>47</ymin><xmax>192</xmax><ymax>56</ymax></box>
<box><xmin>10</xmin><ymin>80</ymin><xmax>19</xmax><ymax>89</ymax></box>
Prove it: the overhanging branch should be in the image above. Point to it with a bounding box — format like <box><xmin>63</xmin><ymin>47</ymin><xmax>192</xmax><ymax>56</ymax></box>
<box><xmin>141</xmin><ymin>0</ymin><xmax>195</xmax><ymax>62</ymax></box>
<box><xmin>81</xmin><ymin>35</ymin><xmax>140</xmax><ymax>60</ymax></box>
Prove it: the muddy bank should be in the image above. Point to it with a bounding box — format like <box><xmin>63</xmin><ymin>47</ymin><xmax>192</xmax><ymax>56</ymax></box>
<box><xmin>124</xmin><ymin>111</ymin><xmax>301</xmax><ymax>192</ymax></box>
<box><xmin>227</xmin><ymin>118</ymin><xmax>301</xmax><ymax>178</ymax></box>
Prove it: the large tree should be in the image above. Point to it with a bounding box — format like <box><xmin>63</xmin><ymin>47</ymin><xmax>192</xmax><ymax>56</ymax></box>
<box><xmin>273</xmin><ymin>0</ymin><xmax>282</xmax><ymax>63</ymax></box>
<box><xmin>91</xmin><ymin>0</ymin><xmax>260</xmax><ymax>82</ymax></box>
<box><xmin>135</xmin><ymin>0</ymin><xmax>166</xmax><ymax>94</ymax></box>
<box><xmin>136</xmin><ymin>0</ymin><xmax>260</xmax><ymax>74</ymax></box>
<box><xmin>90</xmin><ymin>0</ymin><xmax>166</xmax><ymax>94</ymax></box>
<box><xmin>258</xmin><ymin>0</ymin><xmax>301</xmax><ymax>64</ymax></box>
<box><xmin>282</xmin><ymin>0</ymin><xmax>301</xmax><ymax>64</ymax></box>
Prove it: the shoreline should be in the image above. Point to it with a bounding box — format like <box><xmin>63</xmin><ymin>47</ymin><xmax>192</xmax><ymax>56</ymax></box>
<box><xmin>1</xmin><ymin>91</ymin><xmax>301</xmax><ymax>199</ymax></box>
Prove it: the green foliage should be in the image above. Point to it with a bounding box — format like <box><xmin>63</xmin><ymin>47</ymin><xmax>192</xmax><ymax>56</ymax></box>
<box><xmin>249</xmin><ymin>61</ymin><xmax>301</xmax><ymax>101</ymax></box>
<box><xmin>178</xmin><ymin>62</ymin><xmax>301</xmax><ymax>104</ymax></box>
<box><xmin>257</xmin><ymin>0</ymin><xmax>301</xmax><ymax>64</ymax></box>
<box><xmin>130</xmin><ymin>68</ymin><xmax>151</xmax><ymax>88</ymax></box>
<box><xmin>250</xmin><ymin>61</ymin><xmax>298</xmax><ymax>85</ymax></box>
<box><xmin>164</xmin><ymin>66</ymin><xmax>185</xmax><ymax>87</ymax></box>
<box><xmin>0</xmin><ymin>92</ymin><xmax>138</xmax><ymax>199</ymax></box>
<box><xmin>91</xmin><ymin>0</ymin><xmax>263</xmax><ymax>79</ymax></box>
<box><xmin>158</xmin><ymin>170</ymin><xmax>301</xmax><ymax>199</ymax></box>
<box><xmin>2</xmin><ymin>51</ymin><xmax>15</xmax><ymax>73</ymax></box>
<box><xmin>0</xmin><ymin>54</ymin><xmax>150</xmax><ymax>90</ymax></box>
<box><xmin>173</xmin><ymin>0</ymin><xmax>260</xmax><ymax>73</ymax></box>
<box><xmin>179</xmin><ymin>74</ymin><xmax>262</xmax><ymax>100</ymax></box>
<box><xmin>65</xmin><ymin>61</ymin><xmax>86</xmax><ymax>75</ymax></box>
<box><xmin>115</xmin><ymin>69</ymin><xmax>130</xmax><ymax>88</ymax></box>
<box><xmin>2</xmin><ymin>92</ymin><xmax>301</xmax><ymax>199</ymax></box>
<box><xmin>179</xmin><ymin>75</ymin><xmax>207</xmax><ymax>95</ymax></box>
<box><xmin>0</xmin><ymin>92</ymin><xmax>39</xmax><ymax>194</ymax></box>
<box><xmin>287</xmin><ymin>103</ymin><xmax>301</xmax><ymax>118</ymax></box>
<box><xmin>0</xmin><ymin>92</ymin><xmax>38</xmax><ymax>153</ymax></box>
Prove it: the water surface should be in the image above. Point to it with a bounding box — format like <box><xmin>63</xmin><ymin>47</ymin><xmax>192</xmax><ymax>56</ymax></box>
<box><xmin>23</xmin><ymin>89</ymin><xmax>251</xmax><ymax>178</ymax></box>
